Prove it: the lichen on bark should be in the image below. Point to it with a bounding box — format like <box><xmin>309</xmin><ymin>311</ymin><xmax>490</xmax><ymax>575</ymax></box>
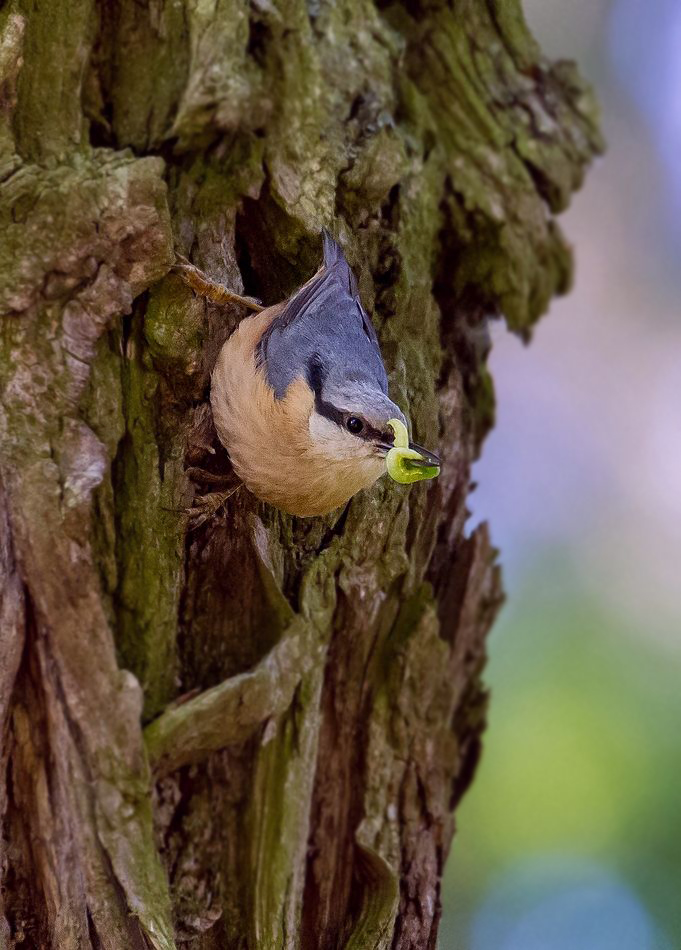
<box><xmin>0</xmin><ymin>0</ymin><xmax>602</xmax><ymax>946</ymax></box>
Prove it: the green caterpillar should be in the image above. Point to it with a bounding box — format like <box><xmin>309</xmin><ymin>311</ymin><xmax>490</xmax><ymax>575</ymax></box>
<box><xmin>386</xmin><ymin>419</ymin><xmax>440</xmax><ymax>485</ymax></box>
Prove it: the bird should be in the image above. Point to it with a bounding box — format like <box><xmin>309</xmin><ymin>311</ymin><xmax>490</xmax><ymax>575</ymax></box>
<box><xmin>176</xmin><ymin>231</ymin><xmax>440</xmax><ymax>517</ymax></box>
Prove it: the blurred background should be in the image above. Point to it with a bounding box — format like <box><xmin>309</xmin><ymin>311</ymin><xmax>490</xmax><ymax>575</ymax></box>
<box><xmin>440</xmin><ymin>1</ymin><xmax>681</xmax><ymax>947</ymax></box>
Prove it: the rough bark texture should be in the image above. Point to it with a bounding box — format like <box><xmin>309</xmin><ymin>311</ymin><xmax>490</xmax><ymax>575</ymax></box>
<box><xmin>0</xmin><ymin>1</ymin><xmax>601</xmax><ymax>947</ymax></box>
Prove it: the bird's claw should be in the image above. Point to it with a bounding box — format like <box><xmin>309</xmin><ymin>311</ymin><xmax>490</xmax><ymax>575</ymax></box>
<box><xmin>185</xmin><ymin>487</ymin><xmax>240</xmax><ymax>530</ymax></box>
<box><xmin>184</xmin><ymin>466</ymin><xmax>234</xmax><ymax>488</ymax></box>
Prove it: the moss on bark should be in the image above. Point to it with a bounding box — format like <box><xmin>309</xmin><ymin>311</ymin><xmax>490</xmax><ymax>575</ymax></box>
<box><xmin>0</xmin><ymin>0</ymin><xmax>601</xmax><ymax>946</ymax></box>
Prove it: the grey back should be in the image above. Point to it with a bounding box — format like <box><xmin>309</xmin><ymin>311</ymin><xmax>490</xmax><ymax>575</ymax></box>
<box><xmin>259</xmin><ymin>232</ymin><xmax>388</xmax><ymax>403</ymax></box>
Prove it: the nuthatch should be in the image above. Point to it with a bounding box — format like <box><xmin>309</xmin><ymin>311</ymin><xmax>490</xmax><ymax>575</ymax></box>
<box><xmin>177</xmin><ymin>231</ymin><xmax>440</xmax><ymax>517</ymax></box>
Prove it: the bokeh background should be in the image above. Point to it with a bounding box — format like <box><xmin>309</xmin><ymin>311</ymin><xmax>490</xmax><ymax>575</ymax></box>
<box><xmin>440</xmin><ymin>1</ymin><xmax>681</xmax><ymax>947</ymax></box>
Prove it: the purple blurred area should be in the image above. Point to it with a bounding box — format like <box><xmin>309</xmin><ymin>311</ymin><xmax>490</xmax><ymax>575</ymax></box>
<box><xmin>441</xmin><ymin>1</ymin><xmax>681</xmax><ymax>947</ymax></box>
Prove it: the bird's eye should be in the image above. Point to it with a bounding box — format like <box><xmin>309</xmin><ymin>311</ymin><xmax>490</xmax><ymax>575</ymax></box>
<box><xmin>346</xmin><ymin>416</ymin><xmax>364</xmax><ymax>434</ymax></box>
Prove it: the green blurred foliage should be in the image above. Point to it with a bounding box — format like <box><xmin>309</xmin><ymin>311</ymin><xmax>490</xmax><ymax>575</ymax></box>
<box><xmin>441</xmin><ymin>550</ymin><xmax>681</xmax><ymax>947</ymax></box>
<box><xmin>438</xmin><ymin>0</ymin><xmax>681</xmax><ymax>944</ymax></box>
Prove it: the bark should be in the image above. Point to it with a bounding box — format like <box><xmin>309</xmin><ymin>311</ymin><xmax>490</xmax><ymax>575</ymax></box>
<box><xmin>0</xmin><ymin>1</ymin><xmax>601</xmax><ymax>947</ymax></box>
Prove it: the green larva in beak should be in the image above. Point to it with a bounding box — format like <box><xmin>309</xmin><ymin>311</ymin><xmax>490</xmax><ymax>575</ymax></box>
<box><xmin>386</xmin><ymin>419</ymin><xmax>441</xmax><ymax>485</ymax></box>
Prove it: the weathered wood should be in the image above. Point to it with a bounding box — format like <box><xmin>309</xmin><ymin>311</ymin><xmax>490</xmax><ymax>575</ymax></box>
<box><xmin>0</xmin><ymin>0</ymin><xmax>601</xmax><ymax>946</ymax></box>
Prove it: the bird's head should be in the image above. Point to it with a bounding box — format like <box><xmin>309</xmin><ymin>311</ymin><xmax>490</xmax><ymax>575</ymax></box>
<box><xmin>304</xmin><ymin>355</ymin><xmax>440</xmax><ymax>486</ymax></box>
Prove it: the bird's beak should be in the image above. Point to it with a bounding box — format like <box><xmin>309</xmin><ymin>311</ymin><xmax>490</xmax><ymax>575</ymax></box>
<box><xmin>375</xmin><ymin>441</ymin><xmax>440</xmax><ymax>468</ymax></box>
<box><xmin>386</xmin><ymin>441</ymin><xmax>440</xmax><ymax>483</ymax></box>
<box><xmin>408</xmin><ymin>442</ymin><xmax>441</xmax><ymax>470</ymax></box>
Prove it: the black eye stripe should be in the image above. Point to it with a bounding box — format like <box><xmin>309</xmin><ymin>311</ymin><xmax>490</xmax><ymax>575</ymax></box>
<box><xmin>314</xmin><ymin>403</ymin><xmax>385</xmax><ymax>443</ymax></box>
<box><xmin>307</xmin><ymin>354</ymin><xmax>344</xmax><ymax>426</ymax></box>
<box><xmin>306</xmin><ymin>353</ymin><xmax>327</xmax><ymax>395</ymax></box>
<box><xmin>347</xmin><ymin>418</ymin><xmax>386</xmax><ymax>443</ymax></box>
<box><xmin>306</xmin><ymin>356</ymin><xmax>389</xmax><ymax>443</ymax></box>
<box><xmin>364</xmin><ymin>422</ymin><xmax>388</xmax><ymax>443</ymax></box>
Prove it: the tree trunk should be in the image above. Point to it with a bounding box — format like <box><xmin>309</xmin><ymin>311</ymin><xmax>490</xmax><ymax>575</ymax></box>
<box><xmin>0</xmin><ymin>1</ymin><xmax>601</xmax><ymax>947</ymax></box>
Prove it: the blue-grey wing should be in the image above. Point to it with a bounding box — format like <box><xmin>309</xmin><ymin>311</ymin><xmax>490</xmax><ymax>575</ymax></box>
<box><xmin>259</xmin><ymin>231</ymin><xmax>387</xmax><ymax>400</ymax></box>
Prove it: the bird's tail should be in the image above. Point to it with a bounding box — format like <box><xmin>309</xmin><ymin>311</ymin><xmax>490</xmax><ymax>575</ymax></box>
<box><xmin>321</xmin><ymin>229</ymin><xmax>358</xmax><ymax>296</ymax></box>
<box><xmin>322</xmin><ymin>229</ymin><xmax>344</xmax><ymax>267</ymax></box>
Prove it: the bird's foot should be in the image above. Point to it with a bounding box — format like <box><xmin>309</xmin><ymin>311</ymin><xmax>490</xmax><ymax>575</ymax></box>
<box><xmin>174</xmin><ymin>254</ymin><xmax>264</xmax><ymax>312</ymax></box>
<box><xmin>186</xmin><ymin>486</ymin><xmax>240</xmax><ymax>530</ymax></box>
<box><xmin>184</xmin><ymin>466</ymin><xmax>240</xmax><ymax>529</ymax></box>
<box><xmin>185</xmin><ymin>466</ymin><xmax>235</xmax><ymax>488</ymax></box>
